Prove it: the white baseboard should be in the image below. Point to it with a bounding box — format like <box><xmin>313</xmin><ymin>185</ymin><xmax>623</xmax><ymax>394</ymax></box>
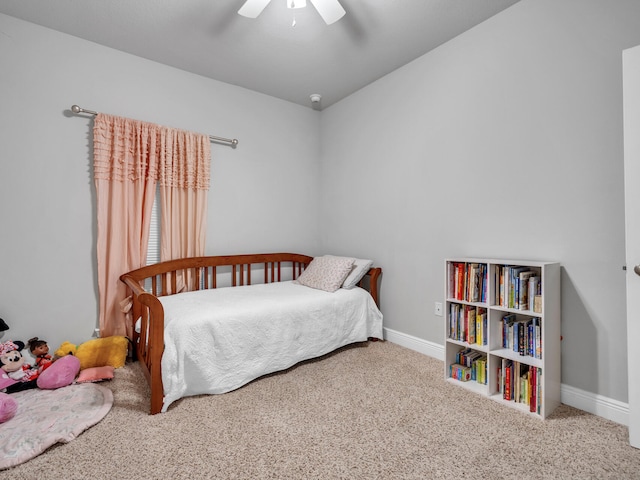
<box><xmin>560</xmin><ymin>384</ymin><xmax>629</xmax><ymax>426</ymax></box>
<box><xmin>383</xmin><ymin>327</ymin><xmax>629</xmax><ymax>426</ymax></box>
<box><xmin>383</xmin><ymin>327</ymin><xmax>445</xmax><ymax>361</ymax></box>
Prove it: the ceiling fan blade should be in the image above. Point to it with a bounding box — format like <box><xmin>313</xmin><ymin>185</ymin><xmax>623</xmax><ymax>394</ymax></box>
<box><xmin>309</xmin><ymin>0</ymin><xmax>345</xmax><ymax>25</ymax></box>
<box><xmin>238</xmin><ymin>0</ymin><xmax>272</xmax><ymax>18</ymax></box>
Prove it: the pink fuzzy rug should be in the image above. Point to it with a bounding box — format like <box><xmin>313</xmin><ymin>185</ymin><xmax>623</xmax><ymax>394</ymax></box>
<box><xmin>0</xmin><ymin>383</ymin><xmax>113</xmax><ymax>470</ymax></box>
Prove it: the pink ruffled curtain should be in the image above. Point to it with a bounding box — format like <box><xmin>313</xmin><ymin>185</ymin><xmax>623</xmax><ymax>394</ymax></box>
<box><xmin>159</xmin><ymin>124</ymin><xmax>210</xmax><ymax>292</ymax></box>
<box><xmin>93</xmin><ymin>113</ymin><xmax>210</xmax><ymax>337</ymax></box>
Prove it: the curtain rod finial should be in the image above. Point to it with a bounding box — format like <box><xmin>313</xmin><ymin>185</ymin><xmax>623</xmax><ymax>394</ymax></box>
<box><xmin>71</xmin><ymin>105</ymin><xmax>81</xmax><ymax>113</ymax></box>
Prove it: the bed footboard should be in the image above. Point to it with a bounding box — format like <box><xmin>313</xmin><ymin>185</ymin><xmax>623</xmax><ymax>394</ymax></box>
<box><xmin>120</xmin><ymin>253</ymin><xmax>382</xmax><ymax>414</ymax></box>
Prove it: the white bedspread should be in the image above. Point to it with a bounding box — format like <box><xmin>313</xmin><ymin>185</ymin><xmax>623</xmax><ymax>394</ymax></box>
<box><xmin>159</xmin><ymin>281</ymin><xmax>383</xmax><ymax>412</ymax></box>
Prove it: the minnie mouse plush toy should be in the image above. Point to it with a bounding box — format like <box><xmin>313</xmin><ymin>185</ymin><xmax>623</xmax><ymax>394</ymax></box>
<box><xmin>0</xmin><ymin>340</ymin><xmax>39</xmax><ymax>392</ymax></box>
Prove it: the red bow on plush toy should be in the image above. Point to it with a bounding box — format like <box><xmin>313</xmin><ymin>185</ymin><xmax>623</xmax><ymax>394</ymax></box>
<box><xmin>0</xmin><ymin>341</ymin><xmax>18</xmax><ymax>356</ymax></box>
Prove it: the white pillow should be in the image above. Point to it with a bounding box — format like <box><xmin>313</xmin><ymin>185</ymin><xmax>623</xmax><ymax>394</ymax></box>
<box><xmin>294</xmin><ymin>255</ymin><xmax>355</xmax><ymax>293</ymax></box>
<box><xmin>326</xmin><ymin>256</ymin><xmax>374</xmax><ymax>289</ymax></box>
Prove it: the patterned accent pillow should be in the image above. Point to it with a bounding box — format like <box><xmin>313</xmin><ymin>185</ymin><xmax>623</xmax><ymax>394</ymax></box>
<box><xmin>294</xmin><ymin>255</ymin><xmax>355</xmax><ymax>292</ymax></box>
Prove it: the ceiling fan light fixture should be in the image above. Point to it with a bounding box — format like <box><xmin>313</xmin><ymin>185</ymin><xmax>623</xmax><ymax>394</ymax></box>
<box><xmin>238</xmin><ymin>0</ymin><xmax>345</xmax><ymax>25</ymax></box>
<box><xmin>238</xmin><ymin>0</ymin><xmax>271</xmax><ymax>18</ymax></box>
<box><xmin>310</xmin><ymin>0</ymin><xmax>345</xmax><ymax>25</ymax></box>
<box><xmin>287</xmin><ymin>0</ymin><xmax>307</xmax><ymax>9</ymax></box>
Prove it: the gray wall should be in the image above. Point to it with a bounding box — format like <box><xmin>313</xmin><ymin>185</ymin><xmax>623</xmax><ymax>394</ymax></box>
<box><xmin>2</xmin><ymin>0</ymin><xmax>639</xmax><ymax>406</ymax></box>
<box><xmin>0</xmin><ymin>13</ymin><xmax>321</xmax><ymax>350</ymax></box>
<box><xmin>319</xmin><ymin>0</ymin><xmax>640</xmax><ymax>403</ymax></box>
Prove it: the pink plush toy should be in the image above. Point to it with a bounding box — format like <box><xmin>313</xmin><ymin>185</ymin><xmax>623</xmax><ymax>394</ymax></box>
<box><xmin>0</xmin><ymin>392</ymin><xmax>18</xmax><ymax>423</ymax></box>
<box><xmin>0</xmin><ymin>340</ymin><xmax>80</xmax><ymax>393</ymax></box>
<box><xmin>0</xmin><ymin>342</ymin><xmax>80</xmax><ymax>423</ymax></box>
<box><xmin>36</xmin><ymin>354</ymin><xmax>80</xmax><ymax>389</ymax></box>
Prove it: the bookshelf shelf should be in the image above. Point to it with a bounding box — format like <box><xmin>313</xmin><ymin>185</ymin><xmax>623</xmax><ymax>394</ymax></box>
<box><xmin>446</xmin><ymin>377</ymin><xmax>488</xmax><ymax>396</ymax></box>
<box><xmin>444</xmin><ymin>258</ymin><xmax>561</xmax><ymax>419</ymax></box>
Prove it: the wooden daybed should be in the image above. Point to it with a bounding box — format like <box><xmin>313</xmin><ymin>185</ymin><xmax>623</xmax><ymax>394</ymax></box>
<box><xmin>120</xmin><ymin>253</ymin><xmax>383</xmax><ymax>414</ymax></box>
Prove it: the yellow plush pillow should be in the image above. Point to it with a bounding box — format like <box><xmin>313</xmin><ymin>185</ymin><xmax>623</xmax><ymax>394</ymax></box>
<box><xmin>55</xmin><ymin>336</ymin><xmax>128</xmax><ymax>370</ymax></box>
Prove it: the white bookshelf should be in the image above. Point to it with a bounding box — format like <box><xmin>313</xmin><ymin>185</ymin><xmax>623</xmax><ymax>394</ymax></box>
<box><xmin>444</xmin><ymin>258</ymin><xmax>561</xmax><ymax>419</ymax></box>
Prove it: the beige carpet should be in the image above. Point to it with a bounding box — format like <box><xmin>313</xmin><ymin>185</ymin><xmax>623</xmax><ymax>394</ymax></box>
<box><xmin>2</xmin><ymin>341</ymin><xmax>639</xmax><ymax>479</ymax></box>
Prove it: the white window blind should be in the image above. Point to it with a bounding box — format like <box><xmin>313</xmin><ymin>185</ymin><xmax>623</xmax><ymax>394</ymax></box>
<box><xmin>144</xmin><ymin>186</ymin><xmax>161</xmax><ymax>292</ymax></box>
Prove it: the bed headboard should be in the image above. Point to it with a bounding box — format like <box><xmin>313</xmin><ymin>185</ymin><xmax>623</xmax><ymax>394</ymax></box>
<box><xmin>120</xmin><ymin>253</ymin><xmax>381</xmax><ymax>305</ymax></box>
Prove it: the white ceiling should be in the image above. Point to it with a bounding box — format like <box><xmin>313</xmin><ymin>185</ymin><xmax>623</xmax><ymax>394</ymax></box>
<box><xmin>0</xmin><ymin>0</ymin><xmax>520</xmax><ymax>109</ymax></box>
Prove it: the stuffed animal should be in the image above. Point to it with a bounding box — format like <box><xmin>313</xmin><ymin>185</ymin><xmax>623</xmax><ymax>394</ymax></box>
<box><xmin>36</xmin><ymin>354</ymin><xmax>80</xmax><ymax>390</ymax></box>
<box><xmin>55</xmin><ymin>336</ymin><xmax>128</xmax><ymax>370</ymax></box>
<box><xmin>0</xmin><ymin>392</ymin><xmax>17</xmax><ymax>423</ymax></box>
<box><xmin>27</xmin><ymin>337</ymin><xmax>53</xmax><ymax>372</ymax></box>
<box><xmin>0</xmin><ymin>351</ymin><xmax>80</xmax><ymax>423</ymax></box>
<box><xmin>0</xmin><ymin>340</ymin><xmax>39</xmax><ymax>392</ymax></box>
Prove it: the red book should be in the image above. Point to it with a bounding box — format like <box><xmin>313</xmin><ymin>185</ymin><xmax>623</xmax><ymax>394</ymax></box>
<box><xmin>529</xmin><ymin>366</ymin><xmax>537</xmax><ymax>413</ymax></box>
<box><xmin>504</xmin><ymin>361</ymin><xmax>512</xmax><ymax>400</ymax></box>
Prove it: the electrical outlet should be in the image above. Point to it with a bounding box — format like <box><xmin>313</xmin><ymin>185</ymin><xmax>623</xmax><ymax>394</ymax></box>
<box><xmin>434</xmin><ymin>302</ymin><xmax>443</xmax><ymax>316</ymax></box>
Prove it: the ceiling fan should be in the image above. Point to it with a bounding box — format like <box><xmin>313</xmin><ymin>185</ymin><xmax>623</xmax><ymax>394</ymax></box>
<box><xmin>238</xmin><ymin>0</ymin><xmax>346</xmax><ymax>25</ymax></box>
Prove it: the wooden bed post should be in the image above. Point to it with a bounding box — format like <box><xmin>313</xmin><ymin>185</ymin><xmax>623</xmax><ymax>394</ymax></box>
<box><xmin>138</xmin><ymin>292</ymin><xmax>166</xmax><ymax>415</ymax></box>
<box><xmin>363</xmin><ymin>267</ymin><xmax>382</xmax><ymax>307</ymax></box>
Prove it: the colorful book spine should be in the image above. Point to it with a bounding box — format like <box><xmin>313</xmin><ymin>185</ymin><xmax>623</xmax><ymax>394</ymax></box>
<box><xmin>503</xmin><ymin>360</ymin><xmax>513</xmax><ymax>400</ymax></box>
<box><xmin>529</xmin><ymin>366</ymin><xmax>537</xmax><ymax>412</ymax></box>
<box><xmin>528</xmin><ymin>276</ymin><xmax>540</xmax><ymax>311</ymax></box>
<box><xmin>450</xmin><ymin>363</ymin><xmax>472</xmax><ymax>382</ymax></box>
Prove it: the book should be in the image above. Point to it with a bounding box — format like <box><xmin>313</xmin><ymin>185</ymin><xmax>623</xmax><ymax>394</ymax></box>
<box><xmin>520</xmin><ymin>369</ymin><xmax>529</xmax><ymax>405</ymax></box>
<box><xmin>475</xmin><ymin>356</ymin><xmax>487</xmax><ymax>384</ymax></box>
<box><xmin>537</xmin><ymin>368</ymin><xmax>542</xmax><ymax>414</ymax></box>
<box><xmin>518</xmin><ymin>320</ymin><xmax>527</xmax><ymax>356</ymax></box>
<box><xmin>503</xmin><ymin>359</ymin><xmax>513</xmax><ymax>400</ymax></box>
<box><xmin>528</xmin><ymin>276</ymin><xmax>540</xmax><ymax>311</ymax></box>
<box><xmin>450</xmin><ymin>363</ymin><xmax>472</xmax><ymax>382</ymax></box>
<box><xmin>468</xmin><ymin>307</ymin><xmax>476</xmax><ymax>344</ymax></box>
<box><xmin>467</xmin><ymin>263</ymin><xmax>478</xmax><ymax>302</ymax></box>
<box><xmin>447</xmin><ymin>262</ymin><xmax>454</xmax><ymax>298</ymax></box>
<box><xmin>448</xmin><ymin>303</ymin><xmax>457</xmax><ymax>340</ymax></box>
<box><xmin>510</xmin><ymin>267</ymin><xmax>529</xmax><ymax>308</ymax></box>
<box><xmin>515</xmin><ymin>362</ymin><xmax>530</xmax><ymax>403</ymax></box>
<box><xmin>467</xmin><ymin>263</ymin><xmax>486</xmax><ymax>303</ymax></box>
<box><xmin>464</xmin><ymin>305</ymin><xmax>476</xmax><ymax>343</ymax></box>
<box><xmin>499</xmin><ymin>266</ymin><xmax>506</xmax><ymax>307</ymax></box>
<box><xmin>518</xmin><ymin>271</ymin><xmax>535</xmax><ymax>310</ymax></box>
<box><xmin>504</xmin><ymin>266</ymin><xmax>511</xmax><ymax>307</ymax></box>
<box><xmin>455</xmin><ymin>263</ymin><xmax>464</xmax><ymax>300</ymax></box>
<box><xmin>479</xmin><ymin>264</ymin><xmax>487</xmax><ymax>303</ymax></box>
<box><xmin>476</xmin><ymin>310</ymin><xmax>487</xmax><ymax>346</ymax></box>
<box><xmin>454</xmin><ymin>347</ymin><xmax>468</xmax><ymax>365</ymax></box>
<box><xmin>502</xmin><ymin>313</ymin><xmax>516</xmax><ymax>348</ymax></box>
<box><xmin>528</xmin><ymin>319</ymin><xmax>535</xmax><ymax>357</ymax></box>
<box><xmin>458</xmin><ymin>348</ymin><xmax>483</xmax><ymax>368</ymax></box>
<box><xmin>534</xmin><ymin>295</ymin><xmax>542</xmax><ymax>314</ymax></box>
<box><xmin>512</xmin><ymin>321</ymin><xmax>519</xmax><ymax>354</ymax></box>
<box><xmin>514</xmin><ymin>361</ymin><xmax>520</xmax><ymax>402</ymax></box>
<box><xmin>461</xmin><ymin>263</ymin><xmax>468</xmax><ymax>301</ymax></box>
<box><xmin>529</xmin><ymin>366</ymin><xmax>537</xmax><ymax>412</ymax></box>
